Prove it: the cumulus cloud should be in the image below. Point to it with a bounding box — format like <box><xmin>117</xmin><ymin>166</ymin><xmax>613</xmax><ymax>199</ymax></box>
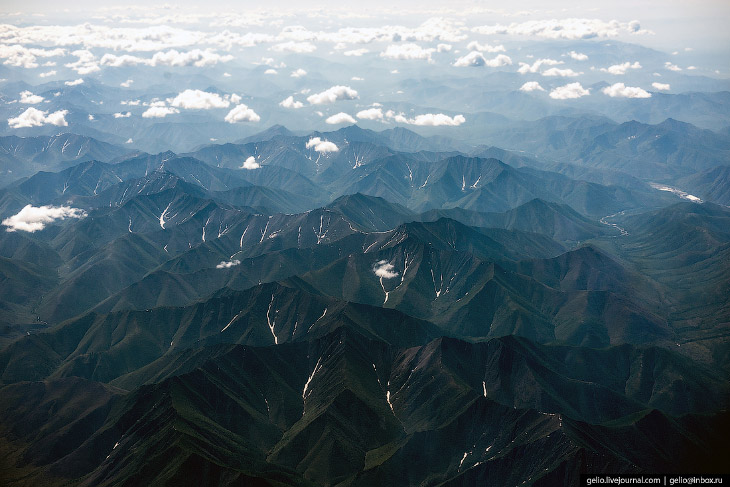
<box><xmin>473</xmin><ymin>18</ymin><xmax>652</xmax><ymax>40</ymax></box>
<box><xmin>437</xmin><ymin>43</ymin><xmax>452</xmax><ymax>52</ymax></box>
<box><xmin>264</xmin><ymin>68</ymin><xmax>277</xmax><ymax>74</ymax></box>
<box><xmin>100</xmin><ymin>49</ymin><xmax>233</xmax><ymax>68</ymax></box>
<box><xmin>141</xmin><ymin>106</ymin><xmax>179</xmax><ymax>118</ymax></box>
<box><xmin>114</xmin><ymin>112</ymin><xmax>131</xmax><ymax>118</ymax></box>
<box><xmin>652</xmin><ymin>82</ymin><xmax>670</xmax><ymax>91</ymax></box>
<box><xmin>224</xmin><ymin>104</ymin><xmax>260</xmax><ymax>123</ymax></box>
<box><xmin>326</xmin><ymin>112</ymin><xmax>356</xmax><ymax>124</ymax></box>
<box><xmin>19</xmin><ymin>91</ymin><xmax>44</xmax><ymax>104</ymax></box>
<box><xmin>601</xmin><ymin>82</ymin><xmax>651</xmax><ymax>98</ymax></box>
<box><xmin>279</xmin><ymin>96</ymin><xmax>304</xmax><ymax>109</ymax></box>
<box><xmin>240</xmin><ymin>156</ymin><xmax>260</xmax><ymax>169</ymax></box>
<box><xmin>665</xmin><ymin>62</ymin><xmax>682</xmax><ymax>71</ymax></box>
<box><xmin>541</xmin><ymin>67</ymin><xmax>582</xmax><ymax>77</ymax></box>
<box><xmin>306</xmin><ymin>85</ymin><xmax>358</xmax><ymax>105</ymax></box>
<box><xmin>380</xmin><ymin>43</ymin><xmax>435</xmax><ymax>62</ymax></box>
<box><xmin>170</xmin><ymin>89</ymin><xmax>231</xmax><ymax>109</ymax></box>
<box><xmin>216</xmin><ymin>259</ymin><xmax>241</xmax><ymax>269</ymax></box>
<box><xmin>373</xmin><ymin>260</ymin><xmax>398</xmax><ymax>279</ymax></box>
<box><xmin>290</xmin><ymin>68</ymin><xmax>307</xmax><ymax>78</ymax></box>
<box><xmin>65</xmin><ymin>50</ymin><xmax>99</xmax><ymax>74</ymax></box>
<box><xmin>454</xmin><ymin>52</ymin><xmax>512</xmax><ymax>67</ymax></box>
<box><xmin>306</xmin><ymin>137</ymin><xmax>339</xmax><ymax>153</ymax></box>
<box><xmin>549</xmin><ymin>82</ymin><xmax>590</xmax><ymax>99</ymax></box>
<box><xmin>8</xmin><ymin>107</ymin><xmax>68</xmax><ymax>128</ymax></box>
<box><xmin>408</xmin><ymin>113</ymin><xmax>466</xmax><ymax>126</ymax></box>
<box><xmin>518</xmin><ymin>58</ymin><xmax>562</xmax><ymax>74</ymax></box>
<box><xmin>466</xmin><ymin>40</ymin><xmax>505</xmax><ymax>52</ymax></box>
<box><xmin>39</xmin><ymin>70</ymin><xmax>56</xmax><ymax>78</ymax></box>
<box><xmin>65</xmin><ymin>78</ymin><xmax>84</xmax><ymax>86</ymax></box>
<box><xmin>357</xmin><ymin>107</ymin><xmax>384</xmax><ymax>120</ymax></box>
<box><xmin>519</xmin><ymin>81</ymin><xmax>545</xmax><ymax>92</ymax></box>
<box><xmin>600</xmin><ymin>61</ymin><xmax>641</xmax><ymax>75</ymax></box>
<box><xmin>0</xmin><ymin>45</ymin><xmax>65</xmax><ymax>69</ymax></box>
<box><xmin>2</xmin><ymin>205</ymin><xmax>86</xmax><ymax>232</ymax></box>
<box><xmin>121</xmin><ymin>79</ymin><xmax>133</xmax><ymax>87</ymax></box>
<box><xmin>568</xmin><ymin>51</ymin><xmax>588</xmax><ymax>61</ymax></box>
<box><xmin>271</xmin><ymin>41</ymin><xmax>316</xmax><ymax>53</ymax></box>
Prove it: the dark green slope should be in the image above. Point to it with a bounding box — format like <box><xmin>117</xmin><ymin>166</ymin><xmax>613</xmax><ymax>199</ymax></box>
<box><xmin>1</xmin><ymin>330</ymin><xmax>726</xmax><ymax>487</ymax></box>
<box><xmin>595</xmin><ymin>202</ymin><xmax>730</xmax><ymax>368</ymax></box>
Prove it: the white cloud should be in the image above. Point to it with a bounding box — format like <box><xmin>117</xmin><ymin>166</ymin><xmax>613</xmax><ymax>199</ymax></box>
<box><xmin>665</xmin><ymin>62</ymin><xmax>682</xmax><ymax>72</ymax></box>
<box><xmin>600</xmin><ymin>61</ymin><xmax>641</xmax><ymax>75</ymax></box>
<box><xmin>19</xmin><ymin>91</ymin><xmax>44</xmax><ymax>104</ymax></box>
<box><xmin>373</xmin><ymin>260</ymin><xmax>398</xmax><ymax>279</ymax></box>
<box><xmin>409</xmin><ymin>113</ymin><xmax>465</xmax><ymax>126</ymax></box>
<box><xmin>8</xmin><ymin>107</ymin><xmax>68</xmax><ymax>128</ymax></box>
<box><xmin>65</xmin><ymin>78</ymin><xmax>84</xmax><ymax>86</ymax></box>
<box><xmin>271</xmin><ymin>41</ymin><xmax>317</xmax><ymax>53</ymax></box>
<box><xmin>216</xmin><ymin>259</ymin><xmax>241</xmax><ymax>269</ymax></box>
<box><xmin>88</xmin><ymin>114</ymin><xmax>94</xmax><ymax>121</ymax></box>
<box><xmin>601</xmin><ymin>82</ymin><xmax>651</xmax><ymax>98</ymax></box>
<box><xmin>65</xmin><ymin>50</ymin><xmax>99</xmax><ymax>75</ymax></box>
<box><xmin>224</xmin><ymin>104</ymin><xmax>260</xmax><ymax>123</ymax></box>
<box><xmin>306</xmin><ymin>85</ymin><xmax>358</xmax><ymax>105</ymax></box>
<box><xmin>687</xmin><ymin>65</ymin><xmax>697</xmax><ymax>70</ymax></box>
<box><xmin>568</xmin><ymin>51</ymin><xmax>588</xmax><ymax>61</ymax></box>
<box><xmin>652</xmin><ymin>82</ymin><xmax>670</xmax><ymax>91</ymax></box>
<box><xmin>223</xmin><ymin>72</ymin><xmax>231</xmax><ymax>77</ymax></box>
<box><xmin>39</xmin><ymin>70</ymin><xmax>56</xmax><ymax>78</ymax></box>
<box><xmin>264</xmin><ymin>68</ymin><xmax>277</xmax><ymax>75</ymax></box>
<box><xmin>454</xmin><ymin>52</ymin><xmax>512</xmax><ymax>67</ymax></box>
<box><xmin>100</xmin><ymin>49</ymin><xmax>233</xmax><ymax>68</ymax></box>
<box><xmin>290</xmin><ymin>68</ymin><xmax>307</xmax><ymax>78</ymax></box>
<box><xmin>437</xmin><ymin>43</ymin><xmax>452</xmax><ymax>52</ymax></box>
<box><xmin>170</xmin><ymin>89</ymin><xmax>230</xmax><ymax>109</ymax></box>
<box><xmin>518</xmin><ymin>58</ymin><xmax>562</xmax><ymax>74</ymax></box>
<box><xmin>357</xmin><ymin>107</ymin><xmax>384</xmax><ymax>120</ymax></box>
<box><xmin>473</xmin><ymin>18</ymin><xmax>652</xmax><ymax>40</ymax></box>
<box><xmin>240</xmin><ymin>156</ymin><xmax>260</xmax><ymax>170</ymax></box>
<box><xmin>0</xmin><ymin>45</ymin><xmax>65</xmax><ymax>69</ymax></box>
<box><xmin>141</xmin><ymin>106</ymin><xmax>179</xmax><ymax>118</ymax></box>
<box><xmin>306</xmin><ymin>137</ymin><xmax>339</xmax><ymax>153</ymax></box>
<box><xmin>113</xmin><ymin>112</ymin><xmax>131</xmax><ymax>118</ymax></box>
<box><xmin>279</xmin><ymin>96</ymin><xmax>304</xmax><ymax>109</ymax></box>
<box><xmin>380</xmin><ymin>43</ymin><xmax>435</xmax><ymax>62</ymax></box>
<box><xmin>519</xmin><ymin>81</ymin><xmax>545</xmax><ymax>92</ymax></box>
<box><xmin>121</xmin><ymin>79</ymin><xmax>133</xmax><ymax>87</ymax></box>
<box><xmin>466</xmin><ymin>40</ymin><xmax>505</xmax><ymax>53</ymax></box>
<box><xmin>542</xmin><ymin>67</ymin><xmax>582</xmax><ymax>77</ymax></box>
<box><xmin>351</xmin><ymin>76</ymin><xmax>363</xmax><ymax>81</ymax></box>
<box><xmin>326</xmin><ymin>112</ymin><xmax>356</xmax><ymax>124</ymax></box>
<box><xmin>2</xmin><ymin>205</ymin><xmax>86</xmax><ymax>232</ymax></box>
<box><xmin>549</xmin><ymin>82</ymin><xmax>590</xmax><ymax>99</ymax></box>
<box><xmin>126</xmin><ymin>138</ymin><xmax>134</xmax><ymax>144</ymax></box>
<box><xmin>344</xmin><ymin>48</ymin><xmax>369</xmax><ymax>56</ymax></box>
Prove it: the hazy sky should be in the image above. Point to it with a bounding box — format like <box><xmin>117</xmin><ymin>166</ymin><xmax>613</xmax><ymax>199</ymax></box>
<box><xmin>2</xmin><ymin>0</ymin><xmax>728</xmax><ymax>53</ymax></box>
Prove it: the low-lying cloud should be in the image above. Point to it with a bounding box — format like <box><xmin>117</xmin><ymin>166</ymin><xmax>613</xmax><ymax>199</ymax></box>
<box><xmin>216</xmin><ymin>259</ymin><xmax>241</xmax><ymax>269</ymax></box>
<box><xmin>601</xmin><ymin>83</ymin><xmax>651</xmax><ymax>98</ymax></box>
<box><xmin>224</xmin><ymin>104</ymin><xmax>261</xmax><ymax>123</ymax></box>
<box><xmin>8</xmin><ymin>107</ymin><xmax>68</xmax><ymax>128</ymax></box>
<box><xmin>3</xmin><ymin>204</ymin><xmax>87</xmax><ymax>232</ymax></box>
<box><xmin>306</xmin><ymin>137</ymin><xmax>339</xmax><ymax>153</ymax></box>
<box><xmin>373</xmin><ymin>260</ymin><xmax>398</xmax><ymax>279</ymax></box>
<box><xmin>549</xmin><ymin>82</ymin><xmax>590</xmax><ymax>99</ymax></box>
<box><xmin>325</xmin><ymin>112</ymin><xmax>356</xmax><ymax>124</ymax></box>
<box><xmin>306</xmin><ymin>85</ymin><xmax>358</xmax><ymax>105</ymax></box>
<box><xmin>241</xmin><ymin>156</ymin><xmax>260</xmax><ymax>169</ymax></box>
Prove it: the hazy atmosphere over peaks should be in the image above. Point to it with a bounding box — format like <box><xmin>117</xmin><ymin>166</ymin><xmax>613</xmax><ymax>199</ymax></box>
<box><xmin>0</xmin><ymin>1</ymin><xmax>729</xmax><ymax>486</ymax></box>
